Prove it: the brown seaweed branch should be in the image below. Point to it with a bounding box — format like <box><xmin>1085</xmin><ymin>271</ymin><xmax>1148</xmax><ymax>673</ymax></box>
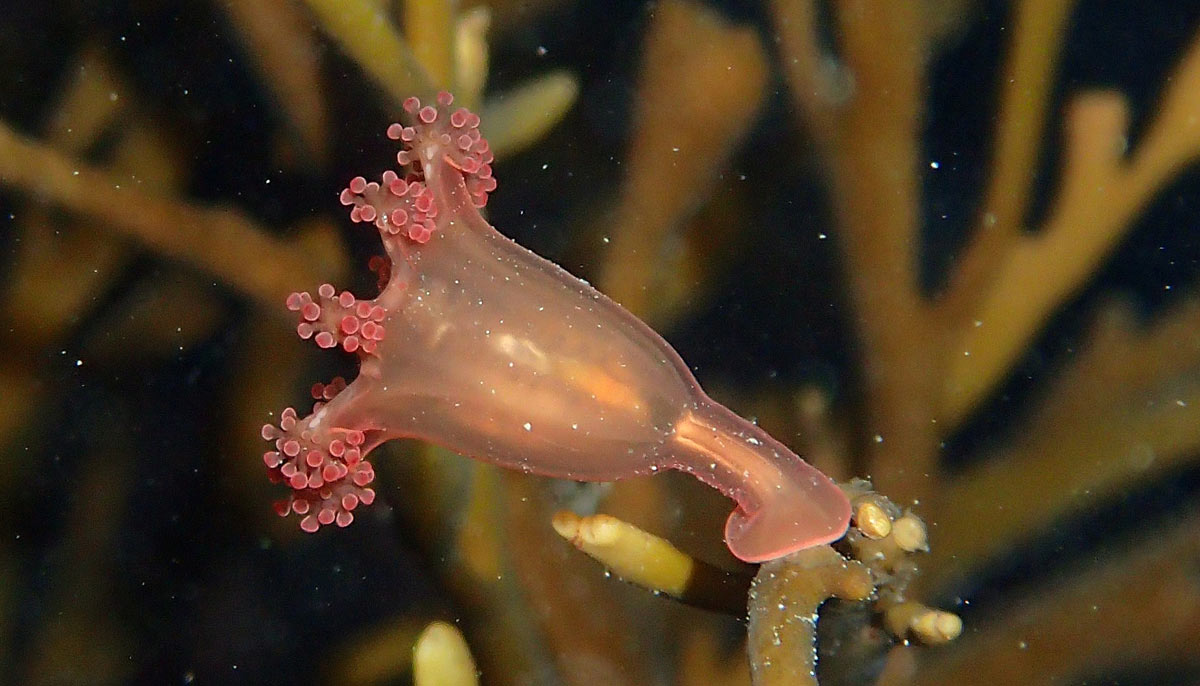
<box><xmin>0</xmin><ymin>120</ymin><xmax>347</xmax><ymax>309</ymax></box>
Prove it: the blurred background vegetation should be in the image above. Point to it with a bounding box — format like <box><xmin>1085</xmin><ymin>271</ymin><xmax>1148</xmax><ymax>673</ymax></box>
<box><xmin>2</xmin><ymin>0</ymin><xmax>1200</xmax><ymax>684</ymax></box>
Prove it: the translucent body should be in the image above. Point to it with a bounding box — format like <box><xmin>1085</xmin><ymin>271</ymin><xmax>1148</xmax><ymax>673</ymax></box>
<box><xmin>262</xmin><ymin>93</ymin><xmax>850</xmax><ymax>562</ymax></box>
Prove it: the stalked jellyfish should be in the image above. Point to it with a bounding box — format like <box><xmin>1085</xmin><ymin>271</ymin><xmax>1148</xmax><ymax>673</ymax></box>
<box><xmin>262</xmin><ymin>92</ymin><xmax>850</xmax><ymax>563</ymax></box>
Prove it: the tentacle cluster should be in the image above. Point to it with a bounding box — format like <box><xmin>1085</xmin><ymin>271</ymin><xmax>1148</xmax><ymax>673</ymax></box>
<box><xmin>285</xmin><ymin>283</ymin><xmax>386</xmax><ymax>355</ymax></box>
<box><xmin>392</xmin><ymin>91</ymin><xmax>497</xmax><ymax>208</ymax></box>
<box><xmin>339</xmin><ymin>171</ymin><xmax>439</xmax><ymax>245</ymax></box>
<box><xmin>338</xmin><ymin>91</ymin><xmax>496</xmax><ymax>252</ymax></box>
<box><xmin>261</xmin><ymin>379</ymin><xmax>377</xmax><ymax>532</ymax></box>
